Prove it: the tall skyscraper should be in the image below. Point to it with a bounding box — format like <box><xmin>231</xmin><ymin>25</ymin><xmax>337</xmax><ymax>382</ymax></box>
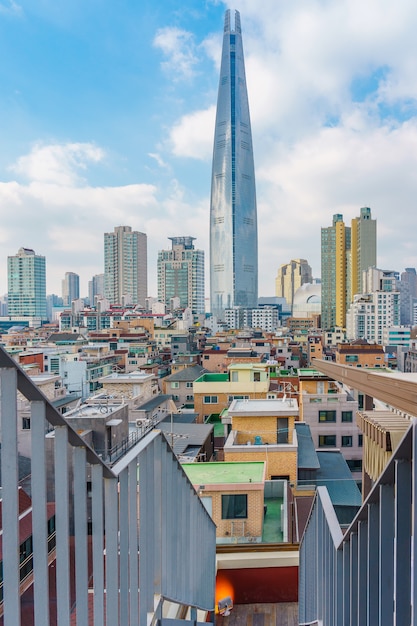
<box><xmin>321</xmin><ymin>214</ymin><xmax>351</xmax><ymax>330</ymax></box>
<box><xmin>401</xmin><ymin>267</ymin><xmax>417</xmax><ymax>298</ymax></box>
<box><xmin>62</xmin><ymin>271</ymin><xmax>80</xmax><ymax>307</ymax></box>
<box><xmin>104</xmin><ymin>226</ymin><xmax>147</xmax><ymax>307</ymax></box>
<box><xmin>209</xmin><ymin>9</ymin><xmax>258</xmax><ymax>319</ymax></box>
<box><xmin>157</xmin><ymin>236</ymin><xmax>205</xmax><ymax>314</ymax></box>
<box><xmin>275</xmin><ymin>259</ymin><xmax>313</xmax><ymax>312</ymax></box>
<box><xmin>8</xmin><ymin>247</ymin><xmax>47</xmax><ymax>319</ymax></box>
<box><xmin>321</xmin><ymin>208</ymin><xmax>377</xmax><ymax>330</ymax></box>
<box><xmin>88</xmin><ymin>273</ymin><xmax>105</xmax><ymax>307</ymax></box>
<box><xmin>351</xmin><ymin>206</ymin><xmax>377</xmax><ymax>295</ymax></box>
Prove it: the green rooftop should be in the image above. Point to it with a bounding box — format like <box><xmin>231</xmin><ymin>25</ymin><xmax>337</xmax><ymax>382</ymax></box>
<box><xmin>194</xmin><ymin>373</ymin><xmax>228</xmax><ymax>383</ymax></box>
<box><xmin>298</xmin><ymin>368</ymin><xmax>328</xmax><ymax>378</ymax></box>
<box><xmin>182</xmin><ymin>461</ymin><xmax>265</xmax><ymax>485</ymax></box>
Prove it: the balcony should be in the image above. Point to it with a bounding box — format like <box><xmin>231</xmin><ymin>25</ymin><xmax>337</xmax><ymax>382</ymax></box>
<box><xmin>0</xmin><ymin>346</ymin><xmax>216</xmax><ymax>625</ymax></box>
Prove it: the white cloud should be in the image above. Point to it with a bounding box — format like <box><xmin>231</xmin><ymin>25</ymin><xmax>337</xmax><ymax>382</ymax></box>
<box><xmin>0</xmin><ymin>143</ymin><xmax>213</xmax><ymax>299</ymax></box>
<box><xmin>0</xmin><ymin>1</ymin><xmax>22</xmax><ymax>16</ymax></box>
<box><xmin>10</xmin><ymin>142</ymin><xmax>105</xmax><ymax>186</ymax></box>
<box><xmin>169</xmin><ymin>106</ymin><xmax>215</xmax><ymax>160</ymax></box>
<box><xmin>153</xmin><ymin>27</ymin><xmax>199</xmax><ymax>81</ymax></box>
<box><xmin>0</xmin><ymin>143</ymin><xmax>161</xmax><ymax>295</ymax></box>
<box><xmin>148</xmin><ymin>152</ymin><xmax>169</xmax><ymax>169</ymax></box>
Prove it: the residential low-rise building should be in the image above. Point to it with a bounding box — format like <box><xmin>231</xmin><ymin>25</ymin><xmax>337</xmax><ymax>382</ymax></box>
<box><xmin>98</xmin><ymin>370</ymin><xmax>159</xmax><ymax>404</ymax></box>
<box><xmin>334</xmin><ymin>340</ymin><xmax>385</xmax><ymax>368</ymax></box>
<box><xmin>182</xmin><ymin>461</ymin><xmax>267</xmax><ymax>544</ymax></box>
<box><xmin>223</xmin><ymin>398</ymin><xmax>299</xmax><ymax>482</ymax></box>
<box><xmin>193</xmin><ymin>363</ymin><xmax>271</xmax><ymax>423</ymax></box>
<box><xmin>161</xmin><ymin>364</ymin><xmax>206</xmax><ymax>408</ymax></box>
<box><xmin>298</xmin><ymin>368</ymin><xmax>362</xmax><ymax>478</ymax></box>
<box><xmin>382</xmin><ymin>325</ymin><xmax>411</xmax><ymax>347</ymax></box>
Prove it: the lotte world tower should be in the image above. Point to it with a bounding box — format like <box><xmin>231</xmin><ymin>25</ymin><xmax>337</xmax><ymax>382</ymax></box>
<box><xmin>209</xmin><ymin>9</ymin><xmax>258</xmax><ymax>319</ymax></box>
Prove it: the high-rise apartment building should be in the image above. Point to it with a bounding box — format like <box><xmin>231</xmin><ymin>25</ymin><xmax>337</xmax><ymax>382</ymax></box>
<box><xmin>157</xmin><ymin>237</ymin><xmax>205</xmax><ymax>314</ymax></box>
<box><xmin>209</xmin><ymin>10</ymin><xmax>258</xmax><ymax>319</ymax></box>
<box><xmin>346</xmin><ymin>268</ymin><xmax>400</xmax><ymax>343</ymax></box>
<box><xmin>321</xmin><ymin>214</ymin><xmax>351</xmax><ymax>330</ymax></box>
<box><xmin>104</xmin><ymin>226</ymin><xmax>147</xmax><ymax>307</ymax></box>
<box><xmin>8</xmin><ymin>247</ymin><xmax>47</xmax><ymax>319</ymax></box>
<box><xmin>88</xmin><ymin>273</ymin><xmax>104</xmax><ymax>307</ymax></box>
<box><xmin>351</xmin><ymin>206</ymin><xmax>377</xmax><ymax>295</ymax></box>
<box><xmin>401</xmin><ymin>267</ymin><xmax>417</xmax><ymax>298</ymax></box>
<box><xmin>321</xmin><ymin>209</ymin><xmax>376</xmax><ymax>330</ymax></box>
<box><xmin>61</xmin><ymin>271</ymin><xmax>80</xmax><ymax>307</ymax></box>
<box><xmin>275</xmin><ymin>259</ymin><xmax>313</xmax><ymax>312</ymax></box>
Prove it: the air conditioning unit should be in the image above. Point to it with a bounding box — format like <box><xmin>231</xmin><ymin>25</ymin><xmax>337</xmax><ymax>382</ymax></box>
<box><xmin>136</xmin><ymin>419</ymin><xmax>144</xmax><ymax>427</ymax></box>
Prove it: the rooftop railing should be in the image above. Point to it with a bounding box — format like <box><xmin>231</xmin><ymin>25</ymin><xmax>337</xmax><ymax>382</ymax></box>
<box><xmin>299</xmin><ymin>419</ymin><xmax>416</xmax><ymax>626</ymax></box>
<box><xmin>0</xmin><ymin>346</ymin><xmax>216</xmax><ymax>625</ymax></box>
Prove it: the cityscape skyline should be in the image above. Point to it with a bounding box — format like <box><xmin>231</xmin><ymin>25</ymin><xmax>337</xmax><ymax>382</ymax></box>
<box><xmin>2</xmin><ymin>1</ymin><xmax>417</xmax><ymax>297</ymax></box>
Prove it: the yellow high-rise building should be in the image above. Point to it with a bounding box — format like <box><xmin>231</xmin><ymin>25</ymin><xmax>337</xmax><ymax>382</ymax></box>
<box><xmin>351</xmin><ymin>207</ymin><xmax>377</xmax><ymax>296</ymax></box>
<box><xmin>275</xmin><ymin>259</ymin><xmax>313</xmax><ymax>312</ymax></box>
<box><xmin>321</xmin><ymin>209</ymin><xmax>376</xmax><ymax>331</ymax></box>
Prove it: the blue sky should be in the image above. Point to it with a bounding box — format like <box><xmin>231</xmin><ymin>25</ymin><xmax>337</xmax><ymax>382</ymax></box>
<box><xmin>2</xmin><ymin>0</ymin><xmax>417</xmax><ymax>299</ymax></box>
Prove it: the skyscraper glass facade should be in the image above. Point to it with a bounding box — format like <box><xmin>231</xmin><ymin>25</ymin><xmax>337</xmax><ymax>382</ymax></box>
<box><xmin>210</xmin><ymin>10</ymin><xmax>258</xmax><ymax>319</ymax></box>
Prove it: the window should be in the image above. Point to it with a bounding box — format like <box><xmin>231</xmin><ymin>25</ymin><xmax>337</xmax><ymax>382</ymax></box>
<box><xmin>186</xmin><ymin>382</ymin><xmax>193</xmax><ymax>388</ymax></box>
<box><xmin>171</xmin><ymin>382</ymin><xmax>179</xmax><ymax>389</ymax></box>
<box><xmin>186</xmin><ymin>395</ymin><xmax>193</xmax><ymax>401</ymax></box>
<box><xmin>319</xmin><ymin>410</ymin><xmax>336</xmax><ymax>422</ymax></box>
<box><xmin>22</xmin><ymin>417</ymin><xmax>31</xmax><ymax>430</ymax></box>
<box><xmin>345</xmin><ymin>355</ymin><xmax>358</xmax><ymax>362</ymax></box>
<box><xmin>253</xmin><ymin>372</ymin><xmax>261</xmax><ymax>382</ymax></box>
<box><xmin>277</xmin><ymin>417</ymin><xmax>289</xmax><ymax>444</ymax></box>
<box><xmin>203</xmin><ymin>395</ymin><xmax>218</xmax><ymax>404</ymax></box>
<box><xmin>358</xmin><ymin>434</ymin><xmax>363</xmax><ymax>447</ymax></box>
<box><xmin>341</xmin><ymin>411</ymin><xmax>353</xmax><ymax>422</ymax></box>
<box><xmin>342</xmin><ymin>435</ymin><xmax>353</xmax><ymax>447</ymax></box>
<box><xmin>221</xmin><ymin>494</ymin><xmax>248</xmax><ymax>519</ymax></box>
<box><xmin>319</xmin><ymin>435</ymin><xmax>336</xmax><ymax>447</ymax></box>
<box><xmin>347</xmin><ymin>459</ymin><xmax>362</xmax><ymax>472</ymax></box>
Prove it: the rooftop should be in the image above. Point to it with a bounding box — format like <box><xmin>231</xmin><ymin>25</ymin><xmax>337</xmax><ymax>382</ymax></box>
<box><xmin>182</xmin><ymin>461</ymin><xmax>265</xmax><ymax>485</ymax></box>
<box><xmin>165</xmin><ymin>364</ymin><xmax>206</xmax><ymax>382</ymax></box>
<box><xmin>195</xmin><ymin>373</ymin><xmax>228</xmax><ymax>383</ymax></box>
<box><xmin>228</xmin><ymin>363</ymin><xmax>266</xmax><ymax>370</ymax></box>
<box><xmin>228</xmin><ymin>398</ymin><xmax>299</xmax><ymax>415</ymax></box>
<box><xmin>65</xmin><ymin>403</ymin><xmax>125</xmax><ymax>418</ymax></box>
<box><xmin>298</xmin><ymin>368</ymin><xmax>328</xmax><ymax>379</ymax></box>
<box><xmin>314</xmin><ymin>451</ymin><xmax>362</xmax><ymax>508</ymax></box>
<box><xmin>295</xmin><ymin>423</ymin><xmax>320</xmax><ymax>469</ymax></box>
<box><xmin>99</xmin><ymin>370</ymin><xmax>154</xmax><ymax>382</ymax></box>
<box><xmin>135</xmin><ymin>394</ymin><xmax>173</xmax><ymax>412</ymax></box>
<box><xmin>30</xmin><ymin>373</ymin><xmax>61</xmax><ymax>384</ymax></box>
